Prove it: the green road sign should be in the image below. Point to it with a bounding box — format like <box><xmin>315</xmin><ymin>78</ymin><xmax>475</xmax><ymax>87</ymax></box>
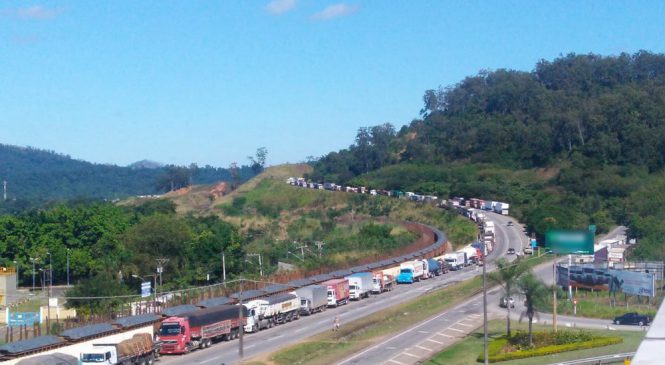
<box><xmin>546</xmin><ymin>230</ymin><xmax>594</xmax><ymax>255</ymax></box>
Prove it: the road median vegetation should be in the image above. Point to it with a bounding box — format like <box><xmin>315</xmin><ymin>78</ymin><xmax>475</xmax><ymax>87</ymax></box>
<box><xmin>478</xmin><ymin>330</ymin><xmax>622</xmax><ymax>363</ymax></box>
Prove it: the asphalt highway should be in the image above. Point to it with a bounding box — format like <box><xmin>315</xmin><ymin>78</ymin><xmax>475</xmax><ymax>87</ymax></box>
<box><xmin>158</xmin><ymin>215</ymin><xmax>634</xmax><ymax>365</ymax></box>
<box><xmin>158</xmin><ymin>212</ymin><xmax>514</xmax><ymax>365</ymax></box>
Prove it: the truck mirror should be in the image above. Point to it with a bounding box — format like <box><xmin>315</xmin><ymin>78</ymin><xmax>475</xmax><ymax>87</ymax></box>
<box><xmin>181</xmin><ymin>327</ymin><xmax>186</xmax><ymax>334</ymax></box>
<box><xmin>106</xmin><ymin>352</ymin><xmax>111</xmax><ymax>360</ymax></box>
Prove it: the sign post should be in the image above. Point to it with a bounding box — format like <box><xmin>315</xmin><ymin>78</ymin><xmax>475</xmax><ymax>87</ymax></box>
<box><xmin>546</xmin><ymin>229</ymin><xmax>594</xmax><ymax>333</ymax></box>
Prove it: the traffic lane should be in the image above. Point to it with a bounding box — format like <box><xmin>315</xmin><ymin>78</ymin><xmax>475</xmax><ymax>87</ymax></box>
<box><xmin>338</xmin><ymin>288</ymin><xmax>489</xmax><ymax>365</ymax></box>
<box><xmin>159</xmin><ymin>264</ymin><xmax>488</xmax><ymax>365</ymax></box>
<box><xmin>490</xmin><ymin>214</ymin><xmax>525</xmax><ymax>262</ymax></box>
<box><xmin>498</xmin><ymin>299</ymin><xmax>647</xmax><ymax>333</ymax></box>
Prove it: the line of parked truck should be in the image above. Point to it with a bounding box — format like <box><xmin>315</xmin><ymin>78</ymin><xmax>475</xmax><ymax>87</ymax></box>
<box><xmin>156</xmin><ymin>271</ymin><xmax>396</xmax><ymax>355</ymax></box>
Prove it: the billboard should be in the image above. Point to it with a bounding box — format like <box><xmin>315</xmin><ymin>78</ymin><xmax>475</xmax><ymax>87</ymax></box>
<box><xmin>141</xmin><ymin>281</ymin><xmax>151</xmax><ymax>298</ymax></box>
<box><xmin>608</xmin><ymin>270</ymin><xmax>655</xmax><ymax>297</ymax></box>
<box><xmin>556</xmin><ymin>264</ymin><xmax>656</xmax><ymax>297</ymax></box>
<box><xmin>546</xmin><ymin>230</ymin><xmax>594</xmax><ymax>255</ymax></box>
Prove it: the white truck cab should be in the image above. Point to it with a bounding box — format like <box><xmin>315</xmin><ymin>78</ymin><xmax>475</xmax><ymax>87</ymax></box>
<box><xmin>80</xmin><ymin>346</ymin><xmax>118</xmax><ymax>364</ymax></box>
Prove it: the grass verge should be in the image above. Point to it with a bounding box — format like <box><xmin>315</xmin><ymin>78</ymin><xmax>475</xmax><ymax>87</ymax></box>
<box><xmin>424</xmin><ymin>320</ymin><xmax>645</xmax><ymax>365</ymax></box>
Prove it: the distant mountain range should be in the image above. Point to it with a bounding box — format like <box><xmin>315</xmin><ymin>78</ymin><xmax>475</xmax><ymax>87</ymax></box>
<box><xmin>0</xmin><ymin>144</ymin><xmax>255</xmax><ymax>203</ymax></box>
<box><xmin>127</xmin><ymin>159</ymin><xmax>164</xmax><ymax>169</ymax></box>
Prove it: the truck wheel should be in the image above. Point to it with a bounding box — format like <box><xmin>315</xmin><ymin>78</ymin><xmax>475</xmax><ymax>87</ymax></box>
<box><xmin>253</xmin><ymin>324</ymin><xmax>259</xmax><ymax>332</ymax></box>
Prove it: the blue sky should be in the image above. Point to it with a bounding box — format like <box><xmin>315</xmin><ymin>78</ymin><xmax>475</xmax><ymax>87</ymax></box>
<box><xmin>1</xmin><ymin>1</ymin><xmax>664</xmax><ymax>168</ymax></box>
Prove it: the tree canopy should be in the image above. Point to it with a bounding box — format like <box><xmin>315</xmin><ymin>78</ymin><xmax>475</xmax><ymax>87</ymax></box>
<box><xmin>310</xmin><ymin>51</ymin><xmax>665</xmax><ymax>260</ymax></box>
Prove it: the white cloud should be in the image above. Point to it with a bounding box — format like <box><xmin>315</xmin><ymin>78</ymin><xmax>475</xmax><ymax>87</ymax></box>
<box><xmin>311</xmin><ymin>3</ymin><xmax>358</xmax><ymax>20</ymax></box>
<box><xmin>265</xmin><ymin>0</ymin><xmax>297</xmax><ymax>15</ymax></box>
<box><xmin>17</xmin><ymin>5</ymin><xmax>63</xmax><ymax>20</ymax></box>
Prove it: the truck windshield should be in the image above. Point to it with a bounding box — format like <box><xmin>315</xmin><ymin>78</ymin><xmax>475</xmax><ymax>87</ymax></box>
<box><xmin>159</xmin><ymin>322</ymin><xmax>182</xmax><ymax>336</ymax></box>
<box><xmin>400</xmin><ymin>269</ymin><xmax>411</xmax><ymax>274</ymax></box>
<box><xmin>327</xmin><ymin>290</ymin><xmax>334</xmax><ymax>297</ymax></box>
<box><xmin>349</xmin><ymin>285</ymin><xmax>358</xmax><ymax>290</ymax></box>
<box><xmin>445</xmin><ymin>259</ymin><xmax>455</xmax><ymax>263</ymax></box>
<box><xmin>81</xmin><ymin>353</ymin><xmax>106</xmax><ymax>362</ymax></box>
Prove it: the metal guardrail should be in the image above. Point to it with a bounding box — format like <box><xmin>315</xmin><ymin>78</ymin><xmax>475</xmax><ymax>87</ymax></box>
<box><xmin>546</xmin><ymin>352</ymin><xmax>635</xmax><ymax>365</ymax></box>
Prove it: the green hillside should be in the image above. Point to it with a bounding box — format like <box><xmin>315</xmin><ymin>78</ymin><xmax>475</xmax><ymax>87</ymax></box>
<box><xmin>0</xmin><ymin>143</ymin><xmax>256</xmax><ymax>208</ymax></box>
<box><xmin>310</xmin><ymin>51</ymin><xmax>665</xmax><ymax>260</ymax></box>
<box><xmin>196</xmin><ymin>164</ymin><xmax>477</xmax><ymax>271</ymax></box>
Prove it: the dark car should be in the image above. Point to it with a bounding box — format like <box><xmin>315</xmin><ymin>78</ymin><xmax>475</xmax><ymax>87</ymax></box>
<box><xmin>507</xmin><ymin>248</ymin><xmax>516</xmax><ymax>255</ymax></box>
<box><xmin>613</xmin><ymin>312</ymin><xmax>650</xmax><ymax>326</ymax></box>
<box><xmin>499</xmin><ymin>296</ymin><xmax>515</xmax><ymax>308</ymax></box>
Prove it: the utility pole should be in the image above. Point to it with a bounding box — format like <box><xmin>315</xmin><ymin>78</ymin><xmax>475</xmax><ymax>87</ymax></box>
<box><xmin>246</xmin><ymin>253</ymin><xmax>263</xmax><ymax>277</ymax></box>
<box><xmin>3</xmin><ymin>180</ymin><xmax>6</xmax><ymax>201</ymax></box>
<box><xmin>314</xmin><ymin>241</ymin><xmax>325</xmax><ymax>259</ymax></box>
<box><xmin>294</xmin><ymin>241</ymin><xmax>308</xmax><ymax>261</ymax></box>
<box><xmin>155</xmin><ymin>258</ymin><xmax>169</xmax><ymax>304</ymax></box>
<box><xmin>222</xmin><ymin>250</ymin><xmax>226</xmax><ymax>282</ymax></box>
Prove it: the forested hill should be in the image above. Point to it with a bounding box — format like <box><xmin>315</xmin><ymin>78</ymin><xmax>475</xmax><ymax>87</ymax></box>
<box><xmin>313</xmin><ymin>51</ymin><xmax>665</xmax><ymax>180</ymax></box>
<box><xmin>310</xmin><ymin>51</ymin><xmax>665</xmax><ymax>260</ymax></box>
<box><xmin>0</xmin><ymin>144</ymin><xmax>256</xmax><ymax>205</ymax></box>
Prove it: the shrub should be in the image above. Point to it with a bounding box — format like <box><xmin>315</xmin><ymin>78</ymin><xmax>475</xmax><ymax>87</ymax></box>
<box><xmin>477</xmin><ymin>333</ymin><xmax>622</xmax><ymax>363</ymax></box>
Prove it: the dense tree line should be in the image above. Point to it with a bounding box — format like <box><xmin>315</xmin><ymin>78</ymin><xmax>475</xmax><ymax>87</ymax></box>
<box><xmin>310</xmin><ymin>51</ymin><xmax>665</xmax><ymax>260</ymax></box>
<box><xmin>0</xmin><ymin>144</ymin><xmax>257</xmax><ymax>206</ymax></box>
<box><xmin>0</xmin><ymin>200</ymin><xmax>243</xmax><ymax>312</ymax></box>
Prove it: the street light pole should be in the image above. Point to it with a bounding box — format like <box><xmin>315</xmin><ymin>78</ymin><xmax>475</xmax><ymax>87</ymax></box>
<box><xmin>13</xmin><ymin>260</ymin><xmax>18</xmax><ymax>290</ymax></box>
<box><xmin>238</xmin><ymin>278</ymin><xmax>244</xmax><ymax>358</ymax></box>
<box><xmin>482</xmin><ymin>240</ymin><xmax>488</xmax><ymax>365</ymax></box>
<box><xmin>66</xmin><ymin>249</ymin><xmax>70</xmax><ymax>286</ymax></box>
<box><xmin>47</xmin><ymin>252</ymin><xmax>52</xmax><ymax>334</ymax></box>
<box><xmin>30</xmin><ymin>257</ymin><xmax>38</xmax><ymax>292</ymax></box>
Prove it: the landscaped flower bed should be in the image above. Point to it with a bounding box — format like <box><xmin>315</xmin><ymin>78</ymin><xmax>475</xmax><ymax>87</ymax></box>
<box><xmin>478</xmin><ymin>330</ymin><xmax>623</xmax><ymax>363</ymax></box>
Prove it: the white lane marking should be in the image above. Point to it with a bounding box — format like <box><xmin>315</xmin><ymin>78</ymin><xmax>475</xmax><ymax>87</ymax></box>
<box><xmin>402</xmin><ymin>352</ymin><xmax>419</xmax><ymax>358</ymax></box>
<box><xmin>245</xmin><ymin>344</ymin><xmax>256</xmax><ymax>349</ymax></box>
<box><xmin>426</xmin><ymin>338</ymin><xmax>444</xmax><ymax>344</ymax></box>
<box><xmin>456</xmin><ymin>322</ymin><xmax>473</xmax><ymax>327</ymax></box>
<box><xmin>416</xmin><ymin>345</ymin><xmax>432</xmax><ymax>351</ymax></box>
<box><xmin>448</xmin><ymin>327</ymin><xmax>465</xmax><ymax>333</ymax></box>
<box><xmin>200</xmin><ymin>356</ymin><xmax>223</xmax><ymax>364</ymax></box>
<box><xmin>337</xmin><ymin>293</ymin><xmax>485</xmax><ymax>364</ymax></box>
<box><xmin>417</xmin><ymin>330</ymin><xmax>430</xmax><ymax>334</ymax></box>
<box><xmin>386</xmin><ymin>346</ymin><xmax>397</xmax><ymax>350</ymax></box>
<box><xmin>437</xmin><ymin>333</ymin><xmax>454</xmax><ymax>338</ymax></box>
<box><xmin>387</xmin><ymin>359</ymin><xmax>407</xmax><ymax>365</ymax></box>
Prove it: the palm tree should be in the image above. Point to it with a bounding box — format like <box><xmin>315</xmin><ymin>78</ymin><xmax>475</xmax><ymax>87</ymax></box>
<box><xmin>488</xmin><ymin>257</ymin><xmax>528</xmax><ymax>337</ymax></box>
<box><xmin>517</xmin><ymin>272</ymin><xmax>547</xmax><ymax>346</ymax></box>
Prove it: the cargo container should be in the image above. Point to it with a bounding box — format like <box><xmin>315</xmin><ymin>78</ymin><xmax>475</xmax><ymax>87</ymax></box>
<box><xmin>80</xmin><ymin>333</ymin><xmax>158</xmax><ymax>365</ymax></box>
<box><xmin>244</xmin><ymin>293</ymin><xmax>300</xmax><ymax>333</ymax></box>
<box><xmin>371</xmin><ymin>272</ymin><xmax>394</xmax><ymax>294</ymax></box>
<box><xmin>323</xmin><ymin>278</ymin><xmax>350</xmax><ymax>307</ymax></box>
<box><xmin>345</xmin><ymin>272</ymin><xmax>373</xmax><ymax>300</ymax></box>
<box><xmin>296</xmin><ymin>285</ymin><xmax>328</xmax><ymax>315</ymax></box>
<box><xmin>396</xmin><ymin>261</ymin><xmax>425</xmax><ymax>284</ymax></box>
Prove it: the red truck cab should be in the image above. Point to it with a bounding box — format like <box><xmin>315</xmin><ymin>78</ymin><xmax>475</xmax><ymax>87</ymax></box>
<box><xmin>157</xmin><ymin>305</ymin><xmax>246</xmax><ymax>355</ymax></box>
<box><xmin>157</xmin><ymin>317</ymin><xmax>190</xmax><ymax>354</ymax></box>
